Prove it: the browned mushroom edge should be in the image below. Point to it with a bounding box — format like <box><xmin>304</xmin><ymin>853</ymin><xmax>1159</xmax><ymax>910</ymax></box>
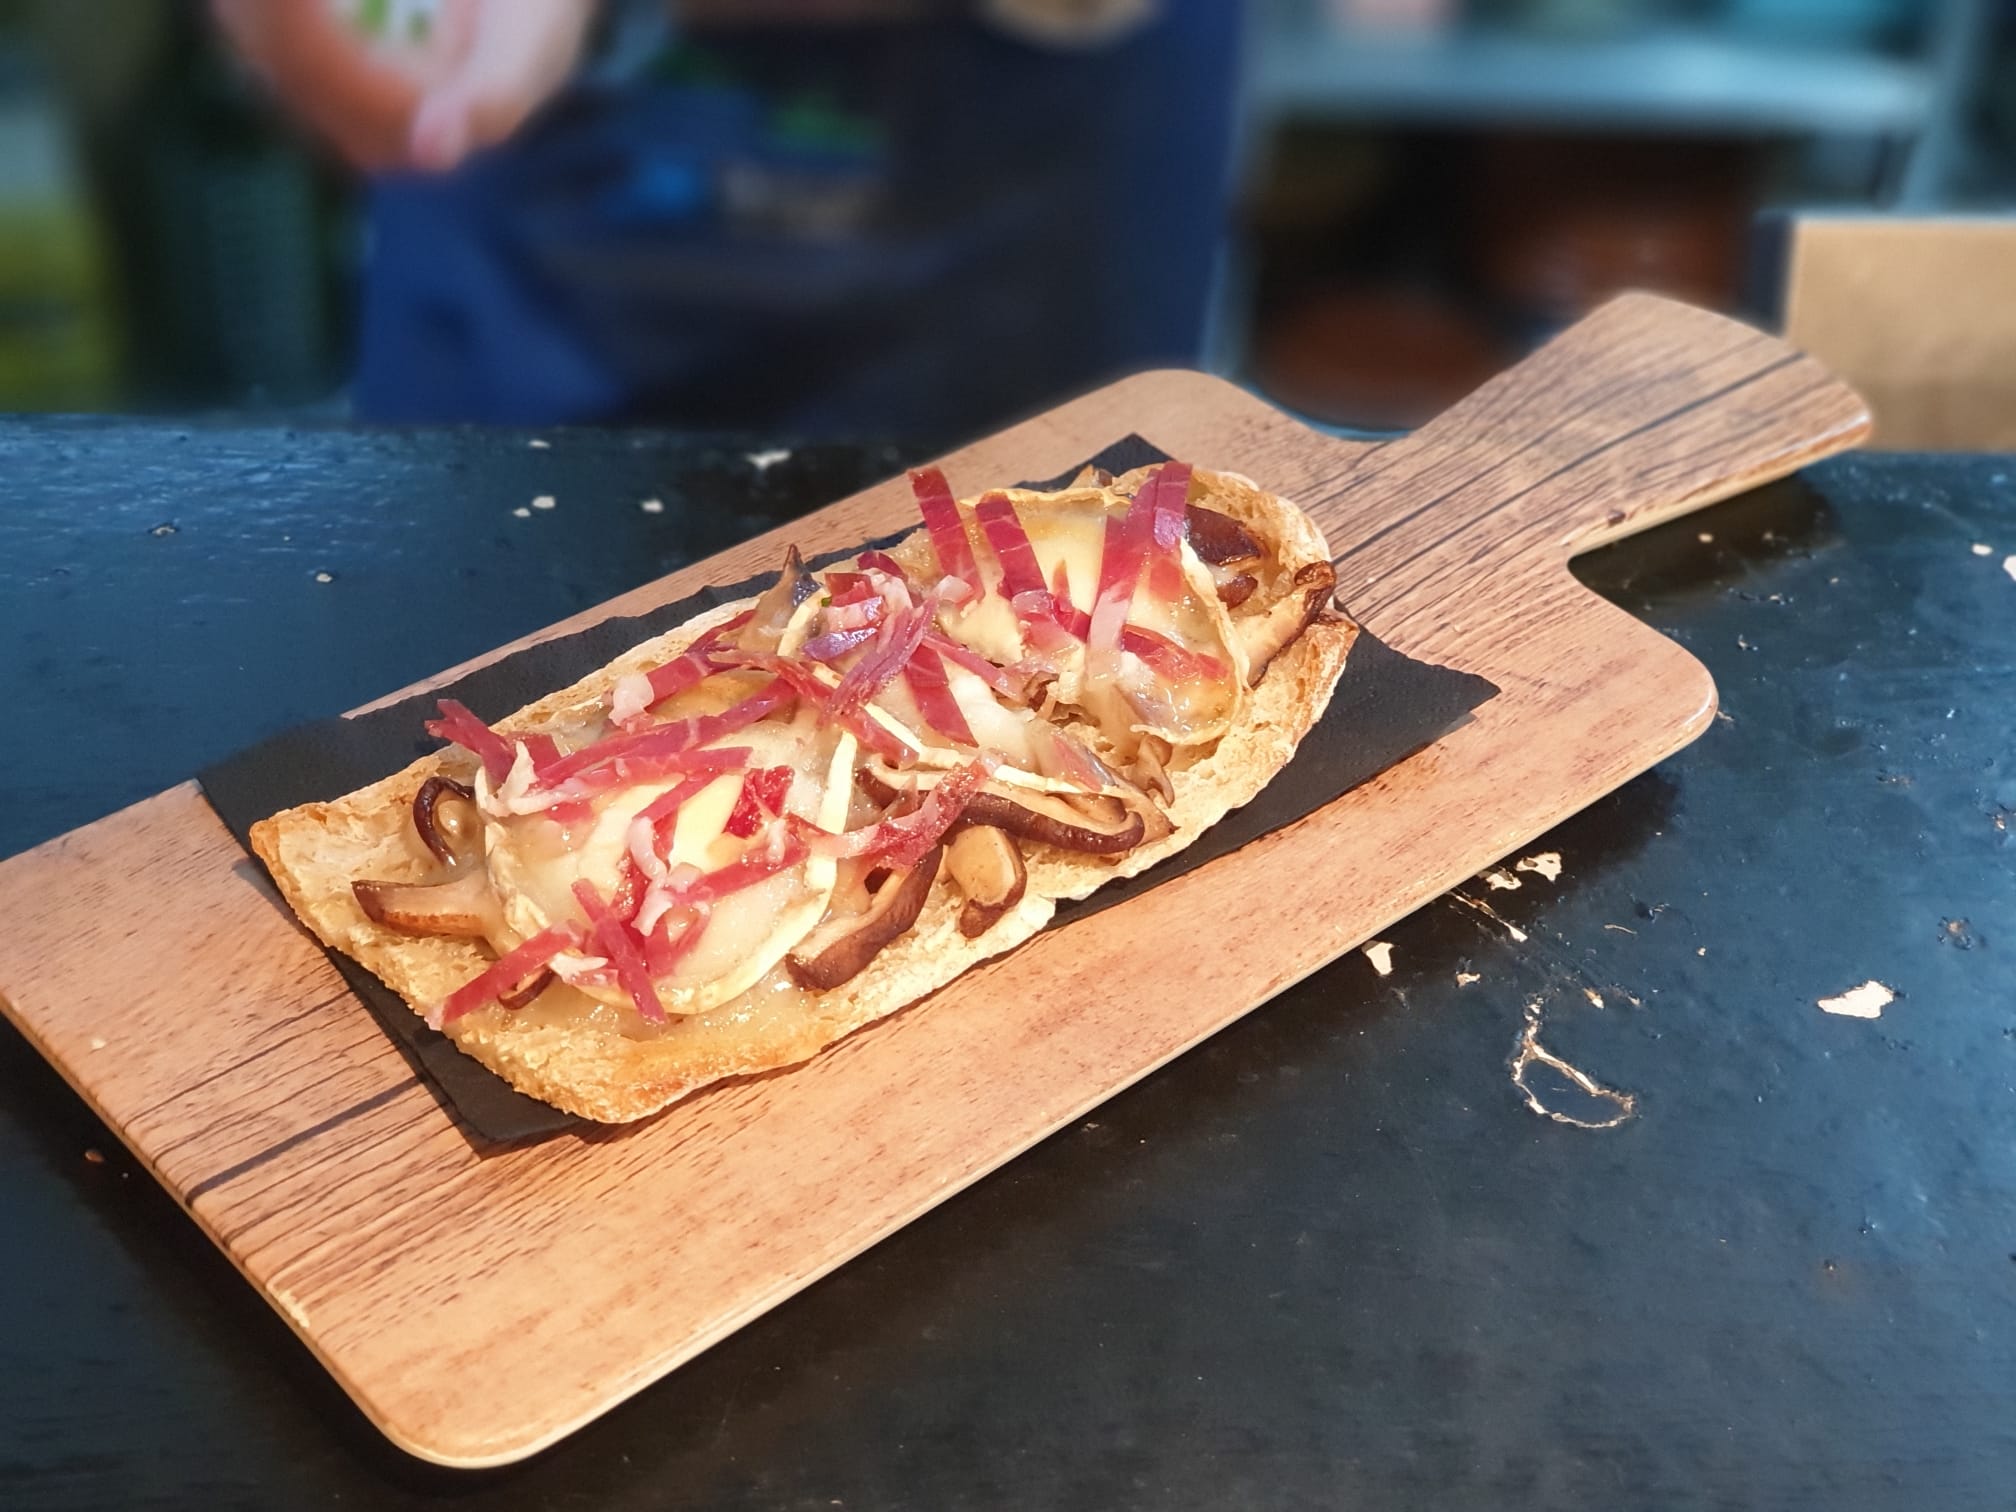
<box><xmin>413</xmin><ymin>775</ymin><xmax>483</xmax><ymax>869</ymax></box>
<box><xmin>1237</xmin><ymin>559</ymin><xmax>1338</xmax><ymax>686</ymax></box>
<box><xmin>785</xmin><ymin>847</ymin><xmax>943</xmax><ymax>990</ymax></box>
<box><xmin>859</xmin><ymin>765</ymin><xmax>1149</xmax><ymax>856</ymax></box>
<box><xmin>1184</xmin><ymin>504</ymin><xmax>1264</xmax><ymax>567</ymax></box>
<box><xmin>353</xmin><ymin>868</ymin><xmax>500</xmax><ymax>938</ymax></box>
<box><xmin>946</xmin><ymin>825</ymin><xmax>1028</xmax><ymax>938</ymax></box>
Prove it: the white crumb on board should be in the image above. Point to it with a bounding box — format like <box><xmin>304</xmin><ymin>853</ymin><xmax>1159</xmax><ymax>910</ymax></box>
<box><xmin>531</xmin><ymin>494</ymin><xmax>556</xmax><ymax>511</ymax></box>
<box><xmin>1517</xmin><ymin>852</ymin><xmax>1563</xmax><ymax>882</ymax></box>
<box><xmin>746</xmin><ymin>448</ymin><xmax>791</xmax><ymax>471</ymax></box>
<box><xmin>512</xmin><ymin>506</ymin><xmax>532</xmax><ymax>518</ymax></box>
<box><xmin>89</xmin><ymin>1036</ymin><xmax>106</xmax><ymax>1051</ymax></box>
<box><xmin>1483</xmin><ymin>868</ymin><xmax>1521</xmax><ymax>891</ymax></box>
<box><xmin>1363</xmin><ymin>941</ymin><xmax>1395</xmax><ymax>977</ymax></box>
<box><xmin>1818</xmin><ymin>980</ymin><xmax>1894</xmax><ymax>1019</ymax></box>
<box><xmin>1584</xmin><ymin>988</ymin><xmax>1605</xmax><ymax>1009</ymax></box>
<box><xmin>2004</xmin><ymin>555</ymin><xmax>2016</xmax><ymax>584</ymax></box>
<box><xmin>1972</xmin><ymin>542</ymin><xmax>1993</xmax><ymax>556</ymax></box>
<box><xmin>312</xmin><ymin>571</ymin><xmax>333</xmax><ymax>584</ymax></box>
<box><xmin>1698</xmin><ymin>532</ymin><xmax>1714</xmax><ymax>543</ymax></box>
<box><xmin>640</xmin><ymin>498</ymin><xmax>665</xmax><ymax>514</ymax></box>
<box><xmin>1456</xmin><ymin>971</ymin><xmax>1480</xmax><ymax>987</ymax></box>
<box><xmin>528</xmin><ymin>437</ymin><xmax>551</xmax><ymax>449</ymax></box>
<box><xmin>1450</xmin><ymin>891</ymin><xmax>1529</xmax><ymax>944</ymax></box>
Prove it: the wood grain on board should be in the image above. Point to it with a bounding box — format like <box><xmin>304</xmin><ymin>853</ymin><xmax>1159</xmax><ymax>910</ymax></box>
<box><xmin>0</xmin><ymin>294</ymin><xmax>1869</xmax><ymax>1466</ymax></box>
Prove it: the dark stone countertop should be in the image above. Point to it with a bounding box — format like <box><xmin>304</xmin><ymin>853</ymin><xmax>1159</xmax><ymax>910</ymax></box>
<box><xmin>3</xmin><ymin>418</ymin><xmax>2014</xmax><ymax>1511</ymax></box>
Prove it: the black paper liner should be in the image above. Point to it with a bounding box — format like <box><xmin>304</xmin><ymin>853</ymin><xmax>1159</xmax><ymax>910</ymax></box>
<box><xmin>202</xmin><ymin>438</ymin><xmax>1496</xmax><ymax>1143</ymax></box>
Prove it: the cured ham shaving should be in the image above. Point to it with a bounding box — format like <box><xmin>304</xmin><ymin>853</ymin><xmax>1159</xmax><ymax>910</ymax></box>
<box><xmin>796</xmin><ymin>756</ymin><xmax>994</xmax><ymax>868</ymax></box>
<box><xmin>909</xmin><ymin>467</ymin><xmax>980</xmax><ymax>600</ymax></box>
<box><xmin>975</xmin><ymin>493</ymin><xmax>1046</xmax><ymax>600</ymax></box>
<box><xmin>902</xmin><ymin>643</ymin><xmax>977</xmax><ymax>746</ymax></box>
<box><xmin>433</xmin><ymin>922</ymin><xmax>585</xmax><ymax>1026</ymax></box>
<box><xmin>609</xmin><ymin>609</ymin><xmax>755</xmax><ymax>728</ymax></box>
<box><xmin>573</xmin><ymin>880</ymin><xmax>666</xmax><ymax>1023</ymax></box>
<box><xmin>725</xmin><ymin>766</ymin><xmax>794</xmax><ymax>838</ymax></box>
<box><xmin>534</xmin><ymin>681</ymin><xmax>791</xmax><ymax>795</ymax></box>
<box><xmin>425</xmin><ymin>699</ymin><xmax>516</xmax><ymax>783</ymax></box>
<box><xmin>1121</xmin><ymin>625</ymin><xmax>1226</xmax><ymax>682</ymax></box>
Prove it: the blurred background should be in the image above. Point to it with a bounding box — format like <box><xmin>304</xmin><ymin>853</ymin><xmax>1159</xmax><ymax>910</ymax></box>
<box><xmin>0</xmin><ymin>0</ymin><xmax>2009</xmax><ymax>443</ymax></box>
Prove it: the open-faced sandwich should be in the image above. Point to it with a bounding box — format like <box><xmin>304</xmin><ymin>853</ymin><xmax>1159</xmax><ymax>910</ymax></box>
<box><xmin>251</xmin><ymin>462</ymin><xmax>1357</xmax><ymax>1121</ymax></box>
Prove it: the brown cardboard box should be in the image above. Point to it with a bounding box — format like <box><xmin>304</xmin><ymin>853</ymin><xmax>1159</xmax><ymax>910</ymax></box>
<box><xmin>1779</xmin><ymin>216</ymin><xmax>2016</xmax><ymax>451</ymax></box>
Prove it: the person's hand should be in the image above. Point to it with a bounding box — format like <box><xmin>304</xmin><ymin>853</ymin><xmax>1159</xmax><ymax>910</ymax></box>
<box><xmin>211</xmin><ymin>0</ymin><xmax>598</xmax><ymax>172</ymax></box>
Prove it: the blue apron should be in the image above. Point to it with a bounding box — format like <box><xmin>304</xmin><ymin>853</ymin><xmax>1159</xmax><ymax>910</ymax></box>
<box><xmin>353</xmin><ymin>2</ymin><xmax>1240</xmax><ymax>437</ymax></box>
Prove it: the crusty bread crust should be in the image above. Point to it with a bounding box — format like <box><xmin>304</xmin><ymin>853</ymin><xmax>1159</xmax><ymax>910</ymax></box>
<box><xmin>249</xmin><ymin>470</ymin><xmax>1355</xmax><ymax>1123</ymax></box>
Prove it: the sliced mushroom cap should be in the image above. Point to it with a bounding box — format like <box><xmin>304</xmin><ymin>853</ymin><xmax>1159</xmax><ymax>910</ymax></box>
<box><xmin>946</xmin><ymin>825</ymin><xmax>1027</xmax><ymax>937</ymax></box>
<box><xmin>786</xmin><ymin>846</ymin><xmax>943</xmax><ymax>990</ymax></box>
<box><xmin>353</xmin><ymin>868</ymin><xmax>501</xmax><ymax>938</ymax></box>
<box><xmin>413</xmin><ymin>776</ymin><xmax>482</xmax><ymax>869</ymax></box>
<box><xmin>860</xmin><ymin>763</ymin><xmax>1150</xmax><ymax>855</ymax></box>
<box><xmin>1238</xmin><ymin>559</ymin><xmax>1338</xmax><ymax>686</ymax></box>
<box><xmin>1131</xmin><ymin>735</ymin><xmax>1176</xmax><ymax>806</ymax></box>
<box><xmin>1216</xmin><ymin>573</ymin><xmax>1258</xmax><ymax>609</ymax></box>
<box><xmin>1185</xmin><ymin>504</ymin><xmax>1265</xmax><ymax>568</ymax></box>
<box><xmin>740</xmin><ymin>545</ymin><xmax>819</xmax><ymax>652</ymax></box>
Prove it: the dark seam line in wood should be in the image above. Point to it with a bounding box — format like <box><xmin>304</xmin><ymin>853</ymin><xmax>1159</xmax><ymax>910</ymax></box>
<box><xmin>1321</xmin><ymin>399</ymin><xmax>1603</xmax><ymax>563</ymax></box>
<box><xmin>1335</xmin><ymin>349</ymin><xmax>1797</xmax><ymax>591</ymax></box>
<box><xmin>128</xmin><ymin>989</ymin><xmax>358</xmax><ymax>1125</ymax></box>
<box><xmin>223</xmin><ymin>1100</ymin><xmax>449</xmax><ymax>1230</ymax></box>
<box><xmin>183</xmin><ymin>1077</ymin><xmax>423</xmax><ymax>1204</ymax></box>
<box><xmin>1349</xmin><ymin>352</ymin><xmax>1806</xmax><ymax>627</ymax></box>
<box><xmin>1311</xmin><ymin>326</ymin><xmax>1776</xmax><ymax>549</ymax></box>
<box><xmin>144</xmin><ymin>1021</ymin><xmax>412</xmax><ymax>1163</ymax></box>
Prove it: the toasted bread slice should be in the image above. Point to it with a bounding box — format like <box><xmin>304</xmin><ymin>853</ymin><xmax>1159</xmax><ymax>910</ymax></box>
<box><xmin>250</xmin><ymin>469</ymin><xmax>1355</xmax><ymax>1122</ymax></box>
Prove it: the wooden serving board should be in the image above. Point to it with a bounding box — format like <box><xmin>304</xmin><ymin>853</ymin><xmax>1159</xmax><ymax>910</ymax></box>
<box><xmin>0</xmin><ymin>295</ymin><xmax>1867</xmax><ymax>1466</ymax></box>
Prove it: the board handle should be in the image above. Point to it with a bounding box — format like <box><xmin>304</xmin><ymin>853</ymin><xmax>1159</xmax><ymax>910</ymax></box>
<box><xmin>1307</xmin><ymin>292</ymin><xmax>1870</xmax><ymax>626</ymax></box>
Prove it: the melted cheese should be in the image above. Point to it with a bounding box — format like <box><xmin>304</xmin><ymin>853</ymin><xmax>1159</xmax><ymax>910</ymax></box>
<box><xmin>481</xmin><ymin>691</ymin><xmax>854</xmax><ymax>1018</ymax></box>
<box><xmin>929</xmin><ymin>491</ymin><xmax>1248</xmax><ymax>750</ymax></box>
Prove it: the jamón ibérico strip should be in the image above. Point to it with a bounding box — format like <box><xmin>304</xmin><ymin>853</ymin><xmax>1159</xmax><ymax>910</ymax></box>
<box><xmin>830</xmin><ymin>596</ymin><xmax>938</xmax><ymax>716</ymax></box>
<box><xmin>909</xmin><ymin>468</ymin><xmax>979</xmax><ymax>596</ymax></box>
<box><xmin>608</xmin><ymin>853</ymin><xmax>648</xmax><ymax>922</ymax></box>
<box><xmin>425</xmin><ymin>699</ymin><xmax>516</xmax><ymax>784</ymax></box>
<box><xmin>802</xmin><ymin>626</ymin><xmax>876</xmax><ymax>663</ymax></box>
<box><xmin>535</xmin><ymin>679</ymin><xmax>792</xmax><ymax>792</ymax></box>
<box><xmin>626</xmin><ymin>770</ymin><xmax>709</xmax><ymax>879</ymax></box>
<box><xmin>1088</xmin><ymin>462</ymin><xmax>1196</xmax><ymax>658</ymax></box>
<box><xmin>573</xmin><ymin>880</ymin><xmax>665</xmax><ymax>1023</ymax></box>
<box><xmin>1089</xmin><ymin>490</ymin><xmax>1154</xmax><ymax>655</ymax></box>
<box><xmin>921</xmin><ymin>632</ymin><xmax>1025</xmax><ymax>698</ymax></box>
<box><xmin>609</xmin><ymin>609</ymin><xmax>755</xmax><ymax>728</ymax></box>
<box><xmin>719</xmin><ymin>649</ymin><xmax>917</xmax><ymax>765</ymax></box>
<box><xmin>1049</xmin><ymin>561</ymin><xmax>1093</xmax><ymax>639</ymax></box>
<box><xmin>902</xmin><ymin>643</ymin><xmax>976</xmax><ymax>746</ymax></box>
<box><xmin>794</xmin><ymin>757</ymin><xmax>992</xmax><ymax>868</ymax></box>
<box><xmin>975</xmin><ymin>493</ymin><xmax>1045</xmax><ymax>600</ymax></box>
<box><xmin>725</xmin><ymin>765</ymin><xmax>794</xmax><ymax>838</ymax></box>
<box><xmin>1011</xmin><ymin>591</ymin><xmax>1078</xmax><ymax>655</ymax></box>
<box><xmin>1142</xmin><ymin>463</ymin><xmax>1193</xmax><ymax>602</ymax></box>
<box><xmin>1120</xmin><ymin>624</ymin><xmax>1227</xmax><ymax>682</ymax></box>
<box><xmin>434</xmin><ymin>923</ymin><xmax>585</xmax><ymax>1026</ymax></box>
<box><xmin>683</xmin><ymin>835</ymin><xmax>809</xmax><ymax>904</ymax></box>
<box><xmin>857</xmin><ymin>549</ymin><xmax>907</xmax><ymax>579</ymax></box>
<box><xmin>645</xmin><ymin>904</ymin><xmax>710</xmax><ymax>979</ymax></box>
